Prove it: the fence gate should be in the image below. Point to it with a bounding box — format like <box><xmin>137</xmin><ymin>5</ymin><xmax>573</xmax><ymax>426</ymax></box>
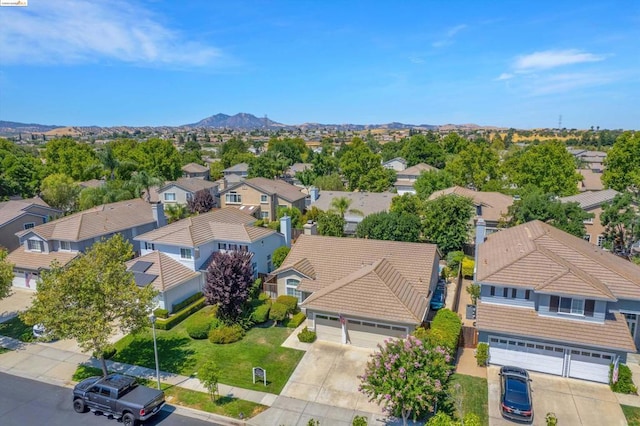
<box><xmin>460</xmin><ymin>326</ymin><xmax>478</xmax><ymax>348</ymax></box>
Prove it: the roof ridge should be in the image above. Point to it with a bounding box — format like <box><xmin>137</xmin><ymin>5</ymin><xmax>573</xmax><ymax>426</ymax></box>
<box><xmin>477</xmin><ymin>242</ymin><xmax>537</xmax><ymax>282</ymax></box>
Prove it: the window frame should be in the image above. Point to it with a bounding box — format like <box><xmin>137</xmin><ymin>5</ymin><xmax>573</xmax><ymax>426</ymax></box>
<box><xmin>180</xmin><ymin>248</ymin><xmax>192</xmax><ymax>260</ymax></box>
<box><xmin>225</xmin><ymin>191</ymin><xmax>242</xmax><ymax>204</ymax></box>
<box><xmin>27</xmin><ymin>239</ymin><xmax>43</xmax><ymax>252</ymax></box>
<box><xmin>23</xmin><ymin>222</ymin><xmax>35</xmax><ymax>230</ymax></box>
<box><xmin>163</xmin><ymin>192</ymin><xmax>176</xmax><ymax>202</ymax></box>
<box><xmin>60</xmin><ymin>241</ymin><xmax>71</xmax><ymax>251</ymax></box>
<box><xmin>286</xmin><ymin>278</ymin><xmax>302</xmax><ymax>302</ymax></box>
<box><xmin>260</xmin><ymin>194</ymin><xmax>268</xmax><ymax>204</ymax></box>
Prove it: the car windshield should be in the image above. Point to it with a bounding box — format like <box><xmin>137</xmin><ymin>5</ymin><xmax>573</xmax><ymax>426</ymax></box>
<box><xmin>504</xmin><ymin>377</ymin><xmax>530</xmax><ymax>409</ymax></box>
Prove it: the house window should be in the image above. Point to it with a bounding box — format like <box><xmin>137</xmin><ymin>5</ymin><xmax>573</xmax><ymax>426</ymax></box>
<box><xmin>525</xmin><ymin>290</ymin><xmax>531</xmax><ymax>300</ymax></box>
<box><xmin>186</xmin><ymin>193</ymin><xmax>193</xmax><ymax>201</ymax></box>
<box><xmin>286</xmin><ymin>278</ymin><xmax>301</xmax><ymax>302</ymax></box>
<box><xmin>583</xmin><ymin>234</ymin><xmax>591</xmax><ymax>242</ymax></box>
<box><xmin>60</xmin><ymin>241</ymin><xmax>71</xmax><ymax>251</ymax></box>
<box><xmin>218</xmin><ymin>243</ymin><xmax>227</xmax><ymax>250</ymax></box>
<box><xmin>260</xmin><ymin>194</ymin><xmax>268</xmax><ymax>204</ymax></box>
<box><xmin>585</xmin><ymin>300</ymin><xmax>595</xmax><ymax>317</ymax></box>
<box><xmin>144</xmin><ymin>242</ymin><xmax>155</xmax><ymax>250</ymax></box>
<box><xmin>552</xmin><ymin>296</ymin><xmax>585</xmax><ymax>315</ymax></box>
<box><xmin>261</xmin><ymin>211</ymin><xmax>269</xmax><ymax>219</ymax></box>
<box><xmin>164</xmin><ymin>192</ymin><xmax>176</xmax><ymax>202</ymax></box>
<box><xmin>229</xmin><ymin>244</ymin><xmax>238</xmax><ymax>251</ymax></box>
<box><xmin>180</xmin><ymin>248</ymin><xmax>192</xmax><ymax>259</ymax></box>
<box><xmin>27</xmin><ymin>240</ymin><xmax>43</xmax><ymax>252</ymax></box>
<box><xmin>550</xmin><ymin>295</ymin><xmax>559</xmax><ymax>312</ymax></box>
<box><xmin>597</xmin><ymin>235</ymin><xmax>605</xmax><ymax>247</ymax></box>
<box><xmin>490</xmin><ymin>286</ymin><xmax>495</xmax><ymax>296</ymax></box>
<box><xmin>23</xmin><ymin>222</ymin><xmax>35</xmax><ymax>230</ymax></box>
<box><xmin>225</xmin><ymin>191</ymin><xmax>242</xmax><ymax>204</ymax></box>
<box><xmin>511</xmin><ymin>289</ymin><xmax>517</xmax><ymax>298</ymax></box>
<box><xmin>502</xmin><ymin>288</ymin><xmax>509</xmax><ymax>298</ymax></box>
<box><xmin>239</xmin><ymin>245</ymin><xmax>248</xmax><ymax>252</ymax></box>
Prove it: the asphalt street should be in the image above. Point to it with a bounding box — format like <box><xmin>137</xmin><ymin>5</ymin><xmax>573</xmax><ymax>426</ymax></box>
<box><xmin>0</xmin><ymin>372</ymin><xmax>219</xmax><ymax>426</ymax></box>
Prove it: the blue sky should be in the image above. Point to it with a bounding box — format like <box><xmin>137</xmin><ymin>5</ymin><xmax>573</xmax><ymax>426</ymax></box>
<box><xmin>0</xmin><ymin>0</ymin><xmax>638</xmax><ymax>129</ymax></box>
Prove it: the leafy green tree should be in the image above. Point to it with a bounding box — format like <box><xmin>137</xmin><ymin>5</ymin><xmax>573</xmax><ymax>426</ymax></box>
<box><xmin>602</xmin><ymin>131</ymin><xmax>640</xmax><ymax>191</ymax></box>
<box><xmin>77</xmin><ymin>180</ymin><xmax>135</xmax><ymax>210</ymax></box>
<box><xmin>128</xmin><ymin>170</ymin><xmax>164</xmax><ymax>203</ymax></box>
<box><xmin>414</xmin><ymin>170</ymin><xmax>454</xmax><ymax>200</ymax></box>
<box><xmin>359</xmin><ymin>335</ymin><xmax>453</xmax><ymax>426</ymax></box>
<box><xmin>441</xmin><ymin>132</ymin><xmax>469</xmax><ymax>155</ymax></box>
<box><xmin>208</xmin><ymin>161</ymin><xmax>225</xmax><ymax>180</ymax></box>
<box><xmin>503</xmin><ymin>140</ymin><xmax>581</xmax><ymax>196</ymax></box>
<box><xmin>600</xmin><ymin>192</ymin><xmax>640</xmax><ymax>257</ymax></box>
<box><xmin>380</xmin><ymin>140</ymin><xmax>405</xmax><ymax>162</ymax></box>
<box><xmin>220</xmin><ymin>137</ymin><xmax>252</xmax><ymax>168</ymax></box>
<box><xmin>310</xmin><ymin>147</ymin><xmax>339</xmax><ymax>177</ymax></box>
<box><xmin>340</xmin><ymin>138</ymin><xmax>395</xmax><ymax>192</ymax></box>
<box><xmin>21</xmin><ymin>235</ymin><xmax>156</xmax><ymax>376</ymax></box>
<box><xmin>390</xmin><ymin>193</ymin><xmax>423</xmax><ymax>216</ymax></box>
<box><xmin>43</xmin><ymin>138</ymin><xmax>101</xmax><ymax>181</ymax></box>
<box><xmin>422</xmin><ymin>195</ymin><xmax>474</xmax><ymax>254</ymax></box>
<box><xmin>444</xmin><ymin>142</ymin><xmax>500</xmax><ymax>191</ymax></box>
<box><xmin>505</xmin><ymin>188</ymin><xmax>592</xmax><ymax>237</ymax></box>
<box><xmin>198</xmin><ymin>360</ymin><xmax>220</xmax><ymax>401</ymax></box>
<box><xmin>277</xmin><ymin>206</ymin><xmax>303</xmax><ymax>229</ymax></box>
<box><xmin>316</xmin><ymin>211</ymin><xmax>345</xmax><ymax>237</ymax></box>
<box><xmin>272</xmin><ymin>246</ymin><xmax>291</xmax><ymax>269</ymax></box>
<box><xmin>40</xmin><ymin>173</ymin><xmax>80</xmax><ymax>213</ymax></box>
<box><xmin>401</xmin><ymin>133</ymin><xmax>446</xmax><ymax>168</ymax></box>
<box><xmin>0</xmin><ymin>139</ymin><xmax>43</xmax><ymax>198</ymax></box>
<box><xmin>0</xmin><ymin>249</ymin><xmax>13</xmax><ymax>300</ymax></box>
<box><xmin>295</xmin><ymin>168</ymin><xmax>317</xmax><ymax>193</ymax></box>
<box><xmin>355</xmin><ymin>211</ymin><xmax>421</xmax><ymax>242</ymax></box>
<box><xmin>313</xmin><ymin>173</ymin><xmax>345</xmax><ymax>191</ymax></box>
<box><xmin>267</xmin><ymin>137</ymin><xmax>309</xmax><ymax>164</ymax></box>
<box><xmin>181</xmin><ymin>140</ymin><xmax>203</xmax><ymax>166</ymax></box>
<box><xmin>249</xmin><ymin>151</ymin><xmax>290</xmax><ymax>179</ymax></box>
<box><xmin>131</xmin><ymin>138</ymin><xmax>183</xmax><ymax>181</ymax></box>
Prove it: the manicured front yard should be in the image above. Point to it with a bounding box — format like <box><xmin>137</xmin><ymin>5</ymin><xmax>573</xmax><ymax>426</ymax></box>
<box><xmin>448</xmin><ymin>374</ymin><xmax>489</xmax><ymax>426</ymax></box>
<box><xmin>111</xmin><ymin>314</ymin><xmax>304</xmax><ymax>394</ymax></box>
<box><xmin>622</xmin><ymin>405</ymin><xmax>640</xmax><ymax>426</ymax></box>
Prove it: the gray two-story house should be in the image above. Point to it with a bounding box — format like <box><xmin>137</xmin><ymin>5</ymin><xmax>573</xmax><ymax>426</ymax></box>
<box><xmin>474</xmin><ymin>219</ymin><xmax>639</xmax><ymax>383</ymax></box>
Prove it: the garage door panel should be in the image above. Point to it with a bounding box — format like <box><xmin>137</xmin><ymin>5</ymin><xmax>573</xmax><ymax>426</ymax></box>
<box><xmin>490</xmin><ymin>347</ymin><xmax>564</xmax><ymax>376</ymax></box>
<box><xmin>569</xmin><ymin>353</ymin><xmax>612</xmax><ymax>383</ymax></box>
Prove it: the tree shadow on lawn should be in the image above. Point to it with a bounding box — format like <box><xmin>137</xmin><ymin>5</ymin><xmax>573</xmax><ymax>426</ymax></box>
<box><xmin>113</xmin><ymin>335</ymin><xmax>195</xmax><ymax>374</ymax></box>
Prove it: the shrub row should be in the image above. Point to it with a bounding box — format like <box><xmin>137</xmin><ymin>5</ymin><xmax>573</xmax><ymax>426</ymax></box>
<box><xmin>172</xmin><ymin>292</ymin><xmax>204</xmax><ymax>313</ymax></box>
<box><xmin>209</xmin><ymin>324</ymin><xmax>244</xmax><ymax>344</ymax></box>
<box><xmin>269</xmin><ymin>302</ymin><xmax>289</xmax><ymax>324</ymax></box>
<box><xmin>427</xmin><ymin>309</ymin><xmax>462</xmax><ymax>355</ymax></box>
<box><xmin>276</xmin><ymin>295</ymin><xmax>299</xmax><ymax>313</ymax></box>
<box><xmin>153</xmin><ymin>308</ymin><xmax>169</xmax><ymax>319</ymax></box>
<box><xmin>297</xmin><ymin>326</ymin><xmax>316</xmax><ymax>343</ymax></box>
<box><xmin>155</xmin><ymin>297</ymin><xmax>206</xmax><ymax>330</ymax></box>
<box><xmin>610</xmin><ymin>363</ymin><xmax>638</xmax><ymax>394</ymax></box>
<box><xmin>287</xmin><ymin>312</ymin><xmax>306</xmax><ymax>328</ymax></box>
<box><xmin>251</xmin><ymin>303</ymin><xmax>271</xmax><ymax>324</ymax></box>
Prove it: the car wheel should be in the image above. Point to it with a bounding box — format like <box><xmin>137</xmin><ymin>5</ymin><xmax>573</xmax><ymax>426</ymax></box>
<box><xmin>122</xmin><ymin>412</ymin><xmax>136</xmax><ymax>426</ymax></box>
<box><xmin>72</xmin><ymin>399</ymin><xmax>86</xmax><ymax>413</ymax></box>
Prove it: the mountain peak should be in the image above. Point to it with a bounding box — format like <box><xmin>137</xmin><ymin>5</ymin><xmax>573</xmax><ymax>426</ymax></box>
<box><xmin>186</xmin><ymin>112</ymin><xmax>283</xmax><ymax>129</ymax></box>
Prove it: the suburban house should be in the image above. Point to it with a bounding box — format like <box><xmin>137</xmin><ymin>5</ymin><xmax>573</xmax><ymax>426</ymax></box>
<box><xmin>219</xmin><ymin>177</ymin><xmax>306</xmax><ymax>221</ymax></box>
<box><xmin>223</xmin><ymin>162</ymin><xmax>249</xmax><ymax>186</ymax></box>
<box><xmin>382</xmin><ymin>157</ymin><xmax>407</xmax><ymax>172</ymax></box>
<box><xmin>283</xmin><ymin>163</ymin><xmax>312</xmax><ymax>188</ymax></box>
<box><xmin>0</xmin><ymin>197</ymin><xmax>61</xmax><ymax>251</ymax></box>
<box><xmin>577</xmin><ymin>169</ymin><xmax>605</xmax><ymax>192</ymax></box>
<box><xmin>559</xmin><ymin>189</ymin><xmax>619</xmax><ymax>247</ymax></box>
<box><xmin>569</xmin><ymin>149</ymin><xmax>607</xmax><ymax>172</ymax></box>
<box><xmin>157</xmin><ymin>178</ymin><xmax>219</xmax><ymax>208</ymax></box>
<box><xmin>268</xmin><ymin>234</ymin><xmax>441</xmax><ymax>348</ymax></box>
<box><xmin>394</xmin><ymin>163</ymin><xmax>438</xmax><ymax>195</ymax></box>
<box><xmin>6</xmin><ymin>198</ymin><xmax>167</xmax><ymax>289</ymax></box>
<box><xmin>181</xmin><ymin>162</ymin><xmax>210</xmax><ymax>180</ymax></box>
<box><xmin>126</xmin><ymin>251</ymin><xmax>202</xmax><ymax>314</ymax></box>
<box><xmin>474</xmin><ymin>219</ymin><xmax>639</xmax><ymax>383</ymax></box>
<box><xmin>429</xmin><ymin>186</ymin><xmax>513</xmax><ymax>234</ymax></box>
<box><xmin>134</xmin><ymin>207</ymin><xmax>288</xmax><ymax>277</ymax></box>
<box><xmin>307</xmin><ymin>189</ymin><xmax>396</xmax><ymax>234</ymax></box>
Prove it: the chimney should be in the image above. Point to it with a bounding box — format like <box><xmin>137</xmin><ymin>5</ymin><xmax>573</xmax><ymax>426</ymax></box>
<box><xmin>474</xmin><ymin>218</ymin><xmax>486</xmax><ymax>280</ymax></box>
<box><xmin>152</xmin><ymin>202</ymin><xmax>167</xmax><ymax>228</ymax></box>
<box><xmin>280</xmin><ymin>215</ymin><xmax>292</xmax><ymax>247</ymax></box>
<box><xmin>309</xmin><ymin>186</ymin><xmax>319</xmax><ymax>202</ymax></box>
<box><xmin>303</xmin><ymin>220</ymin><xmax>317</xmax><ymax>236</ymax></box>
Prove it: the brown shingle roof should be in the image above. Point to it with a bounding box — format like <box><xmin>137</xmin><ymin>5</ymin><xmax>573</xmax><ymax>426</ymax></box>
<box><xmin>158</xmin><ymin>178</ymin><xmax>218</xmax><ymax>194</ymax></box>
<box><xmin>126</xmin><ymin>251</ymin><xmax>200</xmax><ymax>292</ymax></box>
<box><xmin>302</xmin><ymin>258</ymin><xmax>429</xmax><ymax>323</ymax></box>
<box><xmin>477</xmin><ymin>220</ymin><xmax>640</xmax><ymax>300</ymax></box>
<box><xmin>222</xmin><ymin>177</ymin><xmax>306</xmax><ymax>203</ymax></box>
<box><xmin>181</xmin><ymin>163</ymin><xmax>208</xmax><ymax>173</ymax></box>
<box><xmin>135</xmin><ymin>207</ymin><xmax>273</xmax><ymax>246</ymax></box>
<box><xmin>16</xmin><ymin>199</ymin><xmax>156</xmax><ymax>242</ymax></box>
<box><xmin>476</xmin><ymin>301</ymin><xmax>637</xmax><ymax>352</ymax></box>
<box><xmin>6</xmin><ymin>247</ymin><xmax>77</xmax><ymax>271</ymax></box>
<box><xmin>559</xmin><ymin>189</ymin><xmax>618</xmax><ymax>210</ymax></box>
<box><xmin>397</xmin><ymin>163</ymin><xmax>437</xmax><ymax>177</ymax></box>
<box><xmin>428</xmin><ymin>186</ymin><xmax>513</xmax><ymax>223</ymax></box>
<box><xmin>0</xmin><ymin>197</ymin><xmax>59</xmax><ymax>227</ymax></box>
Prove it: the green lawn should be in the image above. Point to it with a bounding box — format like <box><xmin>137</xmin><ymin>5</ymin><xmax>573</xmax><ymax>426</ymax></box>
<box><xmin>73</xmin><ymin>365</ymin><xmax>266</xmax><ymax>420</ymax></box>
<box><xmin>622</xmin><ymin>405</ymin><xmax>640</xmax><ymax>426</ymax></box>
<box><xmin>0</xmin><ymin>316</ymin><xmax>33</xmax><ymax>341</ymax></box>
<box><xmin>111</xmin><ymin>309</ymin><xmax>304</xmax><ymax>394</ymax></box>
<box><xmin>0</xmin><ymin>347</ymin><xmax>10</xmax><ymax>354</ymax></box>
<box><xmin>449</xmin><ymin>374</ymin><xmax>489</xmax><ymax>426</ymax></box>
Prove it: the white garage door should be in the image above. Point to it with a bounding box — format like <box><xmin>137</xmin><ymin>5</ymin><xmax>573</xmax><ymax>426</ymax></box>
<box><xmin>488</xmin><ymin>337</ymin><xmax>564</xmax><ymax>376</ymax></box>
<box><xmin>568</xmin><ymin>350</ymin><xmax>613</xmax><ymax>383</ymax></box>
<box><xmin>314</xmin><ymin>315</ymin><xmax>407</xmax><ymax>348</ymax></box>
<box><xmin>314</xmin><ymin>315</ymin><xmax>342</xmax><ymax>344</ymax></box>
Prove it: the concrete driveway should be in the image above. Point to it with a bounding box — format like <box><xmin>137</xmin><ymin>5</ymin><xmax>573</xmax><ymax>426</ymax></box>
<box><xmin>487</xmin><ymin>366</ymin><xmax>626</xmax><ymax>426</ymax></box>
<box><xmin>0</xmin><ymin>288</ymin><xmax>34</xmax><ymax>322</ymax></box>
<box><xmin>281</xmin><ymin>341</ymin><xmax>383</xmax><ymax>414</ymax></box>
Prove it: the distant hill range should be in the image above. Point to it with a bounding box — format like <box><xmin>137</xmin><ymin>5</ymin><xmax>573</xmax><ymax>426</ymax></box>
<box><xmin>0</xmin><ymin>113</ymin><xmax>493</xmax><ymax>136</ymax></box>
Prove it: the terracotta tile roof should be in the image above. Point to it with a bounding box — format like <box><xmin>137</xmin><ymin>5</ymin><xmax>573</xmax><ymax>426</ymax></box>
<box><xmin>308</xmin><ymin>190</ymin><xmax>395</xmax><ymax>218</ymax></box>
<box><xmin>429</xmin><ymin>186</ymin><xmax>513</xmax><ymax>223</ymax></box>
<box><xmin>6</xmin><ymin>247</ymin><xmax>77</xmax><ymax>270</ymax></box>
<box><xmin>476</xmin><ymin>301</ymin><xmax>637</xmax><ymax>352</ymax></box>
<box><xmin>302</xmin><ymin>258</ymin><xmax>430</xmax><ymax>323</ymax></box>
<box><xmin>559</xmin><ymin>189</ymin><xmax>618</xmax><ymax>210</ymax></box>
<box><xmin>126</xmin><ymin>251</ymin><xmax>200</xmax><ymax>292</ymax></box>
<box><xmin>221</xmin><ymin>177</ymin><xmax>306</xmax><ymax>203</ymax></box>
<box><xmin>477</xmin><ymin>220</ymin><xmax>640</xmax><ymax>300</ymax></box>
<box><xmin>158</xmin><ymin>178</ymin><xmax>218</xmax><ymax>194</ymax></box>
<box><xmin>0</xmin><ymin>197</ymin><xmax>59</xmax><ymax>227</ymax></box>
<box><xmin>397</xmin><ymin>163</ymin><xmax>437</xmax><ymax>178</ymax></box>
<box><xmin>16</xmin><ymin>199</ymin><xmax>156</xmax><ymax>242</ymax></box>
<box><xmin>135</xmin><ymin>207</ymin><xmax>273</xmax><ymax>246</ymax></box>
<box><xmin>181</xmin><ymin>163</ymin><xmax>208</xmax><ymax>173</ymax></box>
<box><xmin>275</xmin><ymin>234</ymin><xmax>439</xmax><ymax>321</ymax></box>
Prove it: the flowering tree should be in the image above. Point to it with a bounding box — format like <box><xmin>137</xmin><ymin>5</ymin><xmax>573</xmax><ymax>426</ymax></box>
<box><xmin>359</xmin><ymin>335</ymin><xmax>453</xmax><ymax>426</ymax></box>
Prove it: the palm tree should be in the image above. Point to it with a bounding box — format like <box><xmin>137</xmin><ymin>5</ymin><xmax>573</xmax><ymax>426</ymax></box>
<box><xmin>165</xmin><ymin>203</ymin><xmax>189</xmax><ymax>223</ymax></box>
<box><xmin>128</xmin><ymin>171</ymin><xmax>164</xmax><ymax>203</ymax></box>
<box><xmin>330</xmin><ymin>196</ymin><xmax>363</xmax><ymax>219</ymax></box>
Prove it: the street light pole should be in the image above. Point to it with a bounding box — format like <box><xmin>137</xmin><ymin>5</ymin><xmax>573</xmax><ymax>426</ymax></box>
<box><xmin>149</xmin><ymin>313</ymin><xmax>161</xmax><ymax>390</ymax></box>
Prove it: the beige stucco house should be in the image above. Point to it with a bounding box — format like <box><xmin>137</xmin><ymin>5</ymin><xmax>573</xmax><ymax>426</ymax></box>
<box><xmin>559</xmin><ymin>189</ymin><xmax>619</xmax><ymax>247</ymax></box>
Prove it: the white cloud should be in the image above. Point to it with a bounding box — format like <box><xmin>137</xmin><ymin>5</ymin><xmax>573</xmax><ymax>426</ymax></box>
<box><xmin>526</xmin><ymin>72</ymin><xmax>612</xmax><ymax>96</ymax></box>
<box><xmin>514</xmin><ymin>49</ymin><xmax>605</xmax><ymax>72</ymax></box>
<box><xmin>497</xmin><ymin>73</ymin><xmax>514</xmax><ymax>81</ymax></box>
<box><xmin>432</xmin><ymin>24</ymin><xmax>467</xmax><ymax>48</ymax></box>
<box><xmin>0</xmin><ymin>0</ymin><xmax>223</xmax><ymax>66</ymax></box>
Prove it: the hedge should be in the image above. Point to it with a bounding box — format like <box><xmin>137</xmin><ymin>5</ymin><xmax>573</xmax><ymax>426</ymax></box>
<box><xmin>209</xmin><ymin>324</ymin><xmax>245</xmax><ymax>344</ymax></box>
<box><xmin>155</xmin><ymin>297</ymin><xmax>206</xmax><ymax>330</ymax></box>
<box><xmin>286</xmin><ymin>312</ymin><xmax>306</xmax><ymax>328</ymax></box>
<box><xmin>276</xmin><ymin>295</ymin><xmax>298</xmax><ymax>314</ymax></box>
<box><xmin>297</xmin><ymin>327</ymin><xmax>316</xmax><ymax>343</ymax></box>
<box><xmin>475</xmin><ymin>342</ymin><xmax>489</xmax><ymax>366</ymax></box>
<box><xmin>153</xmin><ymin>308</ymin><xmax>169</xmax><ymax>319</ymax></box>
<box><xmin>172</xmin><ymin>292</ymin><xmax>204</xmax><ymax>313</ymax></box>
<box><xmin>251</xmin><ymin>303</ymin><xmax>271</xmax><ymax>324</ymax></box>
<box><xmin>610</xmin><ymin>363</ymin><xmax>638</xmax><ymax>394</ymax></box>
<box><xmin>427</xmin><ymin>308</ymin><xmax>462</xmax><ymax>355</ymax></box>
